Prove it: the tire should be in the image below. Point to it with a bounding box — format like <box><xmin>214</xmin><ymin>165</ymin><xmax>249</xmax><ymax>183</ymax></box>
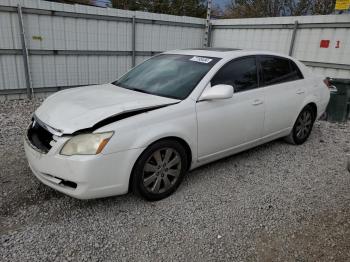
<box><xmin>131</xmin><ymin>139</ymin><xmax>188</xmax><ymax>201</ymax></box>
<box><xmin>285</xmin><ymin>105</ymin><xmax>316</xmax><ymax>145</ymax></box>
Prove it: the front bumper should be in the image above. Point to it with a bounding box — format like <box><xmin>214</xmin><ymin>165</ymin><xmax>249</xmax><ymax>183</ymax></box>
<box><xmin>24</xmin><ymin>135</ymin><xmax>144</xmax><ymax>199</ymax></box>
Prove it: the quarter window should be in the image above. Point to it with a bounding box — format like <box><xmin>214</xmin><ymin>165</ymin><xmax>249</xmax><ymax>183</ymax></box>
<box><xmin>290</xmin><ymin>60</ymin><xmax>304</xmax><ymax>79</ymax></box>
<box><xmin>260</xmin><ymin>56</ymin><xmax>303</xmax><ymax>86</ymax></box>
<box><xmin>211</xmin><ymin>57</ymin><xmax>258</xmax><ymax>92</ymax></box>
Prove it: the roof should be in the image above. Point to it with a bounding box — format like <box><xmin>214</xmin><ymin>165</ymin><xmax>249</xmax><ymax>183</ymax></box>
<box><xmin>183</xmin><ymin>48</ymin><xmax>241</xmax><ymax>52</ymax></box>
<box><xmin>165</xmin><ymin>48</ymin><xmax>295</xmax><ymax>60</ymax></box>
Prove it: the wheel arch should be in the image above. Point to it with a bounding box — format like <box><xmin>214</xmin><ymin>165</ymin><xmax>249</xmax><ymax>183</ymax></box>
<box><xmin>128</xmin><ymin>136</ymin><xmax>193</xmax><ymax>192</ymax></box>
<box><xmin>306</xmin><ymin>102</ymin><xmax>318</xmax><ymax>120</ymax></box>
<box><xmin>287</xmin><ymin>100</ymin><xmax>318</xmax><ymax>136</ymax></box>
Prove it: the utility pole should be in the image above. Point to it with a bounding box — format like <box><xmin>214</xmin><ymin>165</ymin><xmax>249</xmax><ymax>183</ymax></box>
<box><xmin>203</xmin><ymin>0</ymin><xmax>212</xmax><ymax>47</ymax></box>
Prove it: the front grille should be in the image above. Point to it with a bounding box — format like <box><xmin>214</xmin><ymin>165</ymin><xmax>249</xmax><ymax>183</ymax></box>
<box><xmin>27</xmin><ymin>119</ymin><xmax>53</xmax><ymax>153</ymax></box>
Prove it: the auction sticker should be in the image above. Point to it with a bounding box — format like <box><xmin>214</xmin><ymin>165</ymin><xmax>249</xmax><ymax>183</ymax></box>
<box><xmin>190</xmin><ymin>56</ymin><xmax>213</xmax><ymax>64</ymax></box>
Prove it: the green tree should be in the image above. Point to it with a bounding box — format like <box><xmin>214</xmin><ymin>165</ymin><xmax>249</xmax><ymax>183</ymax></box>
<box><xmin>111</xmin><ymin>0</ymin><xmax>140</xmax><ymax>10</ymax></box>
<box><xmin>111</xmin><ymin>0</ymin><xmax>207</xmax><ymax>18</ymax></box>
<box><xmin>57</xmin><ymin>0</ymin><xmax>93</xmax><ymax>5</ymax></box>
<box><xmin>224</xmin><ymin>0</ymin><xmax>281</xmax><ymax>18</ymax></box>
<box><xmin>311</xmin><ymin>0</ymin><xmax>335</xmax><ymax>15</ymax></box>
<box><xmin>292</xmin><ymin>0</ymin><xmax>312</xmax><ymax>16</ymax></box>
<box><xmin>224</xmin><ymin>0</ymin><xmax>336</xmax><ymax>18</ymax></box>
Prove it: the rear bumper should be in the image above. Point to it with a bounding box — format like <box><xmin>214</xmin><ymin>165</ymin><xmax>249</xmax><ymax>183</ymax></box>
<box><xmin>24</xmin><ymin>136</ymin><xmax>144</xmax><ymax>199</ymax></box>
<box><xmin>319</xmin><ymin>89</ymin><xmax>331</xmax><ymax>119</ymax></box>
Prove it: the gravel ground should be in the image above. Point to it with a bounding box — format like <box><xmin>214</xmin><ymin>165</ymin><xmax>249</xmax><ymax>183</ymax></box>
<box><xmin>1</xmin><ymin>98</ymin><xmax>350</xmax><ymax>262</ymax></box>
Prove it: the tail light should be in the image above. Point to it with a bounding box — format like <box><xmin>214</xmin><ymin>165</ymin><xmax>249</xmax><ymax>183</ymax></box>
<box><xmin>323</xmin><ymin>78</ymin><xmax>331</xmax><ymax>88</ymax></box>
<box><xmin>323</xmin><ymin>78</ymin><xmax>337</xmax><ymax>92</ymax></box>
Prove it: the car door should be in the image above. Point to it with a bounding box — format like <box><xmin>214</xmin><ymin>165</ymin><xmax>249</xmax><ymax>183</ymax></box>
<box><xmin>258</xmin><ymin>56</ymin><xmax>305</xmax><ymax>137</ymax></box>
<box><xmin>196</xmin><ymin>56</ymin><xmax>265</xmax><ymax>160</ymax></box>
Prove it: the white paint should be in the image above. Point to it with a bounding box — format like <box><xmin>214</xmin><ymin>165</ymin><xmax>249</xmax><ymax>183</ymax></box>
<box><xmin>35</xmin><ymin>83</ymin><xmax>179</xmax><ymax>134</ymax></box>
<box><xmin>24</xmin><ymin>49</ymin><xmax>330</xmax><ymax>199</ymax></box>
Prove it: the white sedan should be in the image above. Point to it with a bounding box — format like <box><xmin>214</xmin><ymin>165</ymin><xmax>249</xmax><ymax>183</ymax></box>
<box><xmin>24</xmin><ymin>49</ymin><xmax>330</xmax><ymax>200</ymax></box>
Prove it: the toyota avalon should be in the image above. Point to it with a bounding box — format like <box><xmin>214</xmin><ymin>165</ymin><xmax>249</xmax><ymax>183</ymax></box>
<box><xmin>24</xmin><ymin>49</ymin><xmax>330</xmax><ymax>200</ymax></box>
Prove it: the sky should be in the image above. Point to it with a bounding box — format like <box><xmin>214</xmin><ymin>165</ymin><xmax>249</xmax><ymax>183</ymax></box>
<box><xmin>92</xmin><ymin>0</ymin><xmax>111</xmax><ymax>7</ymax></box>
<box><xmin>214</xmin><ymin>0</ymin><xmax>230</xmax><ymax>9</ymax></box>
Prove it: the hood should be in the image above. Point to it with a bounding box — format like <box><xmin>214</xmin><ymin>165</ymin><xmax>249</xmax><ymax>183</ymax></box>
<box><xmin>35</xmin><ymin>84</ymin><xmax>179</xmax><ymax>135</ymax></box>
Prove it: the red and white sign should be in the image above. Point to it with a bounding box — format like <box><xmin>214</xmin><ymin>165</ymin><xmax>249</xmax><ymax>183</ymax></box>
<box><xmin>320</xmin><ymin>40</ymin><xmax>330</xmax><ymax>48</ymax></box>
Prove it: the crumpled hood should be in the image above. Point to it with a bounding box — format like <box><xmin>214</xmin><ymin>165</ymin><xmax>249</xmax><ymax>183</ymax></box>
<box><xmin>35</xmin><ymin>84</ymin><xmax>179</xmax><ymax>134</ymax></box>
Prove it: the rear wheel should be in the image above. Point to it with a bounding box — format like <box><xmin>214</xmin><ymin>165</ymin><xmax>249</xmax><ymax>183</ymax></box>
<box><xmin>285</xmin><ymin>105</ymin><xmax>315</xmax><ymax>145</ymax></box>
<box><xmin>132</xmin><ymin>140</ymin><xmax>188</xmax><ymax>201</ymax></box>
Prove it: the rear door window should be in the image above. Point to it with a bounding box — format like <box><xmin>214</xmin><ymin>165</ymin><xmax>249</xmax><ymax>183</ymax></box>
<box><xmin>259</xmin><ymin>56</ymin><xmax>303</xmax><ymax>86</ymax></box>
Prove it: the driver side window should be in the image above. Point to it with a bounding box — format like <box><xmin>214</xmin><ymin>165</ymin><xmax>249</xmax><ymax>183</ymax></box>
<box><xmin>211</xmin><ymin>57</ymin><xmax>258</xmax><ymax>93</ymax></box>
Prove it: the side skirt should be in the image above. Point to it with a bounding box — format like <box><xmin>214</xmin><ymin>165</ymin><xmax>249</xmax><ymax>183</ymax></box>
<box><xmin>191</xmin><ymin>128</ymin><xmax>291</xmax><ymax>170</ymax></box>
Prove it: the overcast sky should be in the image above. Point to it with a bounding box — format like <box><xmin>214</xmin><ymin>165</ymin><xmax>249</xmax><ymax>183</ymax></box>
<box><xmin>215</xmin><ymin>0</ymin><xmax>230</xmax><ymax>8</ymax></box>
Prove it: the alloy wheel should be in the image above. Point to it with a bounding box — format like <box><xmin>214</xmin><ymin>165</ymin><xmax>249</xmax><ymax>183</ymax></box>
<box><xmin>142</xmin><ymin>148</ymin><xmax>182</xmax><ymax>194</ymax></box>
<box><xmin>295</xmin><ymin>110</ymin><xmax>312</xmax><ymax>139</ymax></box>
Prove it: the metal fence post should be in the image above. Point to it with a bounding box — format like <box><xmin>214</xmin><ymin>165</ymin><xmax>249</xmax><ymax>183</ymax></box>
<box><xmin>203</xmin><ymin>0</ymin><xmax>212</xmax><ymax>47</ymax></box>
<box><xmin>132</xmin><ymin>15</ymin><xmax>136</xmax><ymax>67</ymax></box>
<box><xmin>289</xmin><ymin>20</ymin><xmax>298</xmax><ymax>56</ymax></box>
<box><xmin>207</xmin><ymin>22</ymin><xmax>212</xmax><ymax>47</ymax></box>
<box><xmin>17</xmin><ymin>4</ymin><xmax>33</xmax><ymax>99</ymax></box>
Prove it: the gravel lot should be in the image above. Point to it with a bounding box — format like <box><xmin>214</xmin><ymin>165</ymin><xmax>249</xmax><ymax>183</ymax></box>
<box><xmin>1</xmin><ymin>98</ymin><xmax>350</xmax><ymax>261</ymax></box>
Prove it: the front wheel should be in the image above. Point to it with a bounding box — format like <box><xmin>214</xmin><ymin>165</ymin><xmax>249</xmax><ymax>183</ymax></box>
<box><xmin>132</xmin><ymin>140</ymin><xmax>188</xmax><ymax>201</ymax></box>
<box><xmin>285</xmin><ymin>105</ymin><xmax>315</xmax><ymax>145</ymax></box>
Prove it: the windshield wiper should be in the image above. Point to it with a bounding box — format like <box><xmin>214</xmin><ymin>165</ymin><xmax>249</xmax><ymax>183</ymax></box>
<box><xmin>111</xmin><ymin>82</ymin><xmax>151</xmax><ymax>95</ymax></box>
<box><xmin>113</xmin><ymin>83</ymin><xmax>180</xmax><ymax>100</ymax></box>
<box><xmin>127</xmin><ymin>87</ymin><xmax>154</xmax><ymax>95</ymax></box>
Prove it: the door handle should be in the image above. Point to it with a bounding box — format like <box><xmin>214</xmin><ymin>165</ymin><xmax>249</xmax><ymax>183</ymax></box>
<box><xmin>296</xmin><ymin>89</ymin><xmax>305</xmax><ymax>95</ymax></box>
<box><xmin>252</xmin><ymin>99</ymin><xmax>263</xmax><ymax>106</ymax></box>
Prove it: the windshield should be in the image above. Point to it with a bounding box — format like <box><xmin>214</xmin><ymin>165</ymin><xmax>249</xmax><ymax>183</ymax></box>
<box><xmin>113</xmin><ymin>54</ymin><xmax>220</xmax><ymax>100</ymax></box>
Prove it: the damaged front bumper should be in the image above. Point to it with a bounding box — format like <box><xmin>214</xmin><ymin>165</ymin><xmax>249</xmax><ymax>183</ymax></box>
<box><xmin>24</xmin><ymin>130</ymin><xmax>144</xmax><ymax>199</ymax></box>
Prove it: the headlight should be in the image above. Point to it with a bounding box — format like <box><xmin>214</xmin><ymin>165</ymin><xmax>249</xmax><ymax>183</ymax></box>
<box><xmin>60</xmin><ymin>132</ymin><xmax>114</xmax><ymax>156</ymax></box>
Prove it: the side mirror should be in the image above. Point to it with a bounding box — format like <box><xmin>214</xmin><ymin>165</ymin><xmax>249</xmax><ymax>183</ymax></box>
<box><xmin>199</xmin><ymin>84</ymin><xmax>234</xmax><ymax>101</ymax></box>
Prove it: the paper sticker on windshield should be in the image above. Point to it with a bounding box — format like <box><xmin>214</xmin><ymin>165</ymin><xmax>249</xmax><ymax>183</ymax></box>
<box><xmin>190</xmin><ymin>56</ymin><xmax>213</xmax><ymax>64</ymax></box>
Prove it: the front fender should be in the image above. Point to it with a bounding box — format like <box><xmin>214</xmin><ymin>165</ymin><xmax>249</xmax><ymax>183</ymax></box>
<box><xmin>97</xmin><ymin>99</ymin><xmax>198</xmax><ymax>162</ymax></box>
